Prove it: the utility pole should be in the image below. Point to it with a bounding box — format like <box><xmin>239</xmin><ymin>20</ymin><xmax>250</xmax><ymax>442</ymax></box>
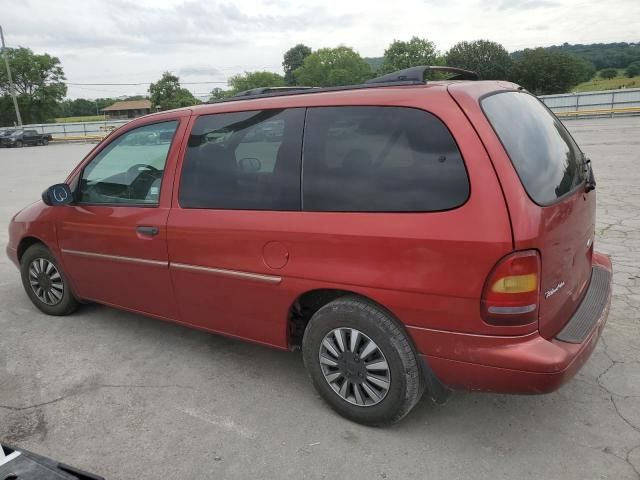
<box><xmin>0</xmin><ymin>25</ymin><xmax>22</xmax><ymax>126</ymax></box>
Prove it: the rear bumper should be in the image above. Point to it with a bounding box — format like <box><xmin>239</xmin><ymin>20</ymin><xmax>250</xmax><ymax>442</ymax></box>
<box><xmin>413</xmin><ymin>251</ymin><xmax>613</xmax><ymax>394</ymax></box>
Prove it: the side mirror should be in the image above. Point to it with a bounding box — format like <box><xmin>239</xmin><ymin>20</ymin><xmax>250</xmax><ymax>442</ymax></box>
<box><xmin>42</xmin><ymin>183</ymin><xmax>73</xmax><ymax>206</ymax></box>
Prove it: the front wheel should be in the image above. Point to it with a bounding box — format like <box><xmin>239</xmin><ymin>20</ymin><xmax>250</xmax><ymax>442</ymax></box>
<box><xmin>302</xmin><ymin>296</ymin><xmax>424</xmax><ymax>425</ymax></box>
<box><xmin>15</xmin><ymin>140</ymin><xmax>23</xmax><ymax>148</ymax></box>
<box><xmin>20</xmin><ymin>244</ymin><xmax>79</xmax><ymax>316</ymax></box>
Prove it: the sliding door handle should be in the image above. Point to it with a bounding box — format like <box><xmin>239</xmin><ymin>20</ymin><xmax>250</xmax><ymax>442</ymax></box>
<box><xmin>136</xmin><ymin>225</ymin><xmax>159</xmax><ymax>237</ymax></box>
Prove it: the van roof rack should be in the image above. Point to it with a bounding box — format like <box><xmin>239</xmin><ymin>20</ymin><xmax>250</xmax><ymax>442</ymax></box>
<box><xmin>232</xmin><ymin>86</ymin><xmax>320</xmax><ymax>97</ymax></box>
<box><xmin>207</xmin><ymin>65</ymin><xmax>478</xmax><ymax>104</ymax></box>
<box><xmin>365</xmin><ymin>65</ymin><xmax>478</xmax><ymax>83</ymax></box>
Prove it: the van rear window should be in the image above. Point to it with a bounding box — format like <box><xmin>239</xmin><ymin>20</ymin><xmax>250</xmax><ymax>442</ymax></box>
<box><xmin>482</xmin><ymin>91</ymin><xmax>585</xmax><ymax>205</ymax></box>
<box><xmin>302</xmin><ymin>106</ymin><xmax>469</xmax><ymax>212</ymax></box>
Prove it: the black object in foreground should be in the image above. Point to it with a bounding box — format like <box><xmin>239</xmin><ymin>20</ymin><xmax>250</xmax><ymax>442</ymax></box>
<box><xmin>0</xmin><ymin>444</ymin><xmax>104</xmax><ymax>480</ymax></box>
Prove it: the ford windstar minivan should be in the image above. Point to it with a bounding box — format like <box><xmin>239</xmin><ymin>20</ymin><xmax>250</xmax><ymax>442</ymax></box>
<box><xmin>6</xmin><ymin>66</ymin><xmax>612</xmax><ymax>425</ymax></box>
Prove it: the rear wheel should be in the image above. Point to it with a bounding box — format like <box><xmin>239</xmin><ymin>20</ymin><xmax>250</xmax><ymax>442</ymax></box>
<box><xmin>42</xmin><ymin>138</ymin><xmax>49</xmax><ymax>146</ymax></box>
<box><xmin>302</xmin><ymin>296</ymin><xmax>424</xmax><ymax>425</ymax></box>
<box><xmin>20</xmin><ymin>244</ymin><xmax>78</xmax><ymax>316</ymax></box>
<box><xmin>15</xmin><ymin>140</ymin><xmax>23</xmax><ymax>148</ymax></box>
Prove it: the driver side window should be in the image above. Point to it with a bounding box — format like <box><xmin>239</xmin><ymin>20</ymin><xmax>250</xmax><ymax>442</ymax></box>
<box><xmin>78</xmin><ymin>121</ymin><xmax>178</xmax><ymax>205</ymax></box>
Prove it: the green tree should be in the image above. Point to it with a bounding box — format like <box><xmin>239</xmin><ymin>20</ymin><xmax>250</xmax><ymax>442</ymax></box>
<box><xmin>69</xmin><ymin>98</ymin><xmax>99</xmax><ymax>116</ymax></box>
<box><xmin>282</xmin><ymin>44</ymin><xmax>312</xmax><ymax>85</ymax></box>
<box><xmin>599</xmin><ymin>68</ymin><xmax>618</xmax><ymax>79</ymax></box>
<box><xmin>148</xmin><ymin>72</ymin><xmax>199</xmax><ymax>110</ymax></box>
<box><xmin>209</xmin><ymin>87</ymin><xmax>230</xmax><ymax>100</ymax></box>
<box><xmin>228</xmin><ymin>71</ymin><xmax>285</xmax><ymax>94</ymax></box>
<box><xmin>445</xmin><ymin>40</ymin><xmax>512</xmax><ymax>80</ymax></box>
<box><xmin>94</xmin><ymin>97</ymin><xmax>117</xmax><ymax>111</ymax></box>
<box><xmin>293</xmin><ymin>47</ymin><xmax>371</xmax><ymax>87</ymax></box>
<box><xmin>380</xmin><ymin>37</ymin><xmax>440</xmax><ymax>74</ymax></box>
<box><xmin>510</xmin><ymin>48</ymin><xmax>594</xmax><ymax>95</ymax></box>
<box><xmin>0</xmin><ymin>47</ymin><xmax>66</xmax><ymax>125</ymax></box>
<box><xmin>626</xmin><ymin>61</ymin><xmax>640</xmax><ymax>78</ymax></box>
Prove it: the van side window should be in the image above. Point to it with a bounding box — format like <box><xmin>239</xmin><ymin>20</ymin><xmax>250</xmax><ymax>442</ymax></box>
<box><xmin>179</xmin><ymin>108</ymin><xmax>304</xmax><ymax>210</ymax></box>
<box><xmin>302</xmin><ymin>106</ymin><xmax>469</xmax><ymax>212</ymax></box>
<box><xmin>78</xmin><ymin>121</ymin><xmax>178</xmax><ymax>205</ymax></box>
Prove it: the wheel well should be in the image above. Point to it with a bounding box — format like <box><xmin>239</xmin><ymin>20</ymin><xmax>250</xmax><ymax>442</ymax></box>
<box><xmin>287</xmin><ymin>289</ymin><xmax>358</xmax><ymax>350</ymax></box>
<box><xmin>17</xmin><ymin>237</ymin><xmax>44</xmax><ymax>262</ymax></box>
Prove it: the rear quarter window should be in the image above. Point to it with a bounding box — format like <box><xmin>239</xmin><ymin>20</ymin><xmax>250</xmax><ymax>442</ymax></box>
<box><xmin>302</xmin><ymin>106</ymin><xmax>469</xmax><ymax>212</ymax></box>
<box><xmin>481</xmin><ymin>91</ymin><xmax>585</xmax><ymax>205</ymax></box>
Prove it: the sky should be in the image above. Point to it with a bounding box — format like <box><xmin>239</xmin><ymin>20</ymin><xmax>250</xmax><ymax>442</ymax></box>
<box><xmin>0</xmin><ymin>0</ymin><xmax>638</xmax><ymax>100</ymax></box>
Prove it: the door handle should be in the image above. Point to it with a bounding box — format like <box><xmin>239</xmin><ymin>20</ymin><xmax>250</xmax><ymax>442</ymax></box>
<box><xmin>136</xmin><ymin>225</ymin><xmax>159</xmax><ymax>237</ymax></box>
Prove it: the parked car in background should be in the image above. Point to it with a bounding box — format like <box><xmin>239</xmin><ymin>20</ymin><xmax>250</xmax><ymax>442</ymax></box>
<box><xmin>6</xmin><ymin>66</ymin><xmax>612</xmax><ymax>425</ymax></box>
<box><xmin>0</xmin><ymin>129</ymin><xmax>52</xmax><ymax>147</ymax></box>
<box><xmin>0</xmin><ymin>129</ymin><xmax>15</xmax><ymax>141</ymax></box>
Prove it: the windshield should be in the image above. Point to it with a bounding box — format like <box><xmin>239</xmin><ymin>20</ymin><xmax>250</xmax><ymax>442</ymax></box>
<box><xmin>482</xmin><ymin>91</ymin><xmax>585</xmax><ymax>205</ymax></box>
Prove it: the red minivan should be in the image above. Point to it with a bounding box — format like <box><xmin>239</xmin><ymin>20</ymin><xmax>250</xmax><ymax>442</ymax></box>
<box><xmin>6</xmin><ymin>67</ymin><xmax>612</xmax><ymax>425</ymax></box>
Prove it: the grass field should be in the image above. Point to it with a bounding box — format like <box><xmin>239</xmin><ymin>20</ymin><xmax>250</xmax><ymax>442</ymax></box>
<box><xmin>575</xmin><ymin>69</ymin><xmax>640</xmax><ymax>92</ymax></box>
<box><xmin>54</xmin><ymin>115</ymin><xmax>107</xmax><ymax>123</ymax></box>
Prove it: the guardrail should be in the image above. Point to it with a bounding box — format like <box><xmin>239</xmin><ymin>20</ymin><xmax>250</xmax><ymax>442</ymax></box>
<box><xmin>49</xmin><ymin>134</ymin><xmax>106</xmax><ymax>143</ymax></box>
<box><xmin>553</xmin><ymin>106</ymin><xmax>640</xmax><ymax>118</ymax></box>
<box><xmin>540</xmin><ymin>88</ymin><xmax>640</xmax><ymax>119</ymax></box>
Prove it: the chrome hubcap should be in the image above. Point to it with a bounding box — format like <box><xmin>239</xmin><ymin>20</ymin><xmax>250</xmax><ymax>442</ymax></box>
<box><xmin>319</xmin><ymin>327</ymin><xmax>391</xmax><ymax>407</ymax></box>
<box><xmin>28</xmin><ymin>258</ymin><xmax>64</xmax><ymax>306</ymax></box>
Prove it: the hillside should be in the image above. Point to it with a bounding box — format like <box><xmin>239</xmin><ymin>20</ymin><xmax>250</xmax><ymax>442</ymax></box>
<box><xmin>364</xmin><ymin>56</ymin><xmax>384</xmax><ymax>72</ymax></box>
<box><xmin>574</xmin><ymin>69</ymin><xmax>640</xmax><ymax>92</ymax></box>
<box><xmin>512</xmin><ymin>42</ymin><xmax>640</xmax><ymax>70</ymax></box>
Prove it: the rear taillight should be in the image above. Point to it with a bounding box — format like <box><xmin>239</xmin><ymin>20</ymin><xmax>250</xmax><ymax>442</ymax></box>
<box><xmin>481</xmin><ymin>250</ymin><xmax>540</xmax><ymax>326</ymax></box>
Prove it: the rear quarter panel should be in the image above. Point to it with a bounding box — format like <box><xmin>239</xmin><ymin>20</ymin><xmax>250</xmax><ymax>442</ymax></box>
<box><xmin>448</xmin><ymin>82</ymin><xmax>596</xmax><ymax>338</ymax></box>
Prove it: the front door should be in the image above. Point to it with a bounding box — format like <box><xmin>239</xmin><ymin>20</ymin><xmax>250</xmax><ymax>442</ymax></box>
<box><xmin>58</xmin><ymin>119</ymin><xmax>185</xmax><ymax>319</ymax></box>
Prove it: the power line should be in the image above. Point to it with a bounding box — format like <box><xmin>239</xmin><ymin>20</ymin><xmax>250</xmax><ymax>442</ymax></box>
<box><xmin>66</xmin><ymin>80</ymin><xmax>228</xmax><ymax>86</ymax></box>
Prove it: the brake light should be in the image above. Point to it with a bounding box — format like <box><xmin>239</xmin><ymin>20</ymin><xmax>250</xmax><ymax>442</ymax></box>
<box><xmin>481</xmin><ymin>250</ymin><xmax>540</xmax><ymax>326</ymax></box>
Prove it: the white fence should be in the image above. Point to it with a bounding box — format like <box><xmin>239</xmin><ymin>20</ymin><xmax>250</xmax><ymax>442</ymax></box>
<box><xmin>19</xmin><ymin>119</ymin><xmax>130</xmax><ymax>140</ymax></box>
<box><xmin>539</xmin><ymin>88</ymin><xmax>640</xmax><ymax>118</ymax></box>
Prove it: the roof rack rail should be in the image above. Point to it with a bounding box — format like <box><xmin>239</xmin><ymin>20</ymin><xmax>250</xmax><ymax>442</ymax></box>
<box><xmin>366</xmin><ymin>65</ymin><xmax>479</xmax><ymax>84</ymax></box>
<box><xmin>232</xmin><ymin>86</ymin><xmax>319</xmax><ymax>97</ymax></box>
<box><xmin>206</xmin><ymin>66</ymin><xmax>478</xmax><ymax>104</ymax></box>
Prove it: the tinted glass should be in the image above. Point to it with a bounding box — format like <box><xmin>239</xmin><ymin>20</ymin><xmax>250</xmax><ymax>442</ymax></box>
<box><xmin>78</xmin><ymin>121</ymin><xmax>177</xmax><ymax>205</ymax></box>
<box><xmin>302</xmin><ymin>106</ymin><xmax>468</xmax><ymax>212</ymax></box>
<box><xmin>179</xmin><ymin>108</ymin><xmax>304</xmax><ymax>210</ymax></box>
<box><xmin>482</xmin><ymin>91</ymin><xmax>585</xmax><ymax>205</ymax></box>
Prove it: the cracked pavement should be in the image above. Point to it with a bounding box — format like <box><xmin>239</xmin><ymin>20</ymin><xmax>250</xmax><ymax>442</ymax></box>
<box><xmin>1</xmin><ymin>117</ymin><xmax>639</xmax><ymax>479</ymax></box>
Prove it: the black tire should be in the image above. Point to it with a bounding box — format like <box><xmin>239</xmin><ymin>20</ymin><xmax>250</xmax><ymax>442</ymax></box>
<box><xmin>42</xmin><ymin>138</ymin><xmax>49</xmax><ymax>146</ymax></box>
<box><xmin>20</xmin><ymin>244</ymin><xmax>79</xmax><ymax>316</ymax></box>
<box><xmin>15</xmin><ymin>140</ymin><xmax>23</xmax><ymax>148</ymax></box>
<box><xmin>302</xmin><ymin>296</ymin><xmax>424</xmax><ymax>426</ymax></box>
